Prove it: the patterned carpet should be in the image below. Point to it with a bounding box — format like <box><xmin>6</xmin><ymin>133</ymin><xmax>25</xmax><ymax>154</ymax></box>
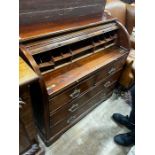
<box><xmin>39</xmin><ymin>93</ymin><xmax>134</xmax><ymax>155</ymax></box>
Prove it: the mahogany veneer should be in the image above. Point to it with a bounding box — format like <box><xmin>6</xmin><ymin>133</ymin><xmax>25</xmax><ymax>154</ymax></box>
<box><xmin>20</xmin><ymin>14</ymin><xmax>130</xmax><ymax>145</ymax></box>
<box><xmin>19</xmin><ymin>0</ymin><xmax>107</xmax><ymax>41</ymax></box>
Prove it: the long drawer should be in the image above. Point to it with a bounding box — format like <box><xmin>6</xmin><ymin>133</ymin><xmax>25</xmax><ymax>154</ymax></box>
<box><xmin>49</xmin><ymin>71</ymin><xmax>121</xmax><ymax>127</ymax></box>
<box><xmin>49</xmin><ymin>86</ymin><xmax>114</xmax><ymax>136</ymax></box>
<box><xmin>49</xmin><ymin>54</ymin><xmax>126</xmax><ymax>113</ymax></box>
<box><xmin>49</xmin><ymin>74</ymin><xmax>96</xmax><ymax>113</ymax></box>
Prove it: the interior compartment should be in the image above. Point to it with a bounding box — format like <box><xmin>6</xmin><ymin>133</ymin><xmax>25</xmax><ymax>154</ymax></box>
<box><xmin>32</xmin><ymin>28</ymin><xmax>118</xmax><ymax>74</ymax></box>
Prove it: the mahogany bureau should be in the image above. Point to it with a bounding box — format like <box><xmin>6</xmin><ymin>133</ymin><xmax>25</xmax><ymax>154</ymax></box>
<box><xmin>19</xmin><ymin>57</ymin><xmax>44</xmax><ymax>154</ymax></box>
<box><xmin>19</xmin><ymin>0</ymin><xmax>131</xmax><ymax>144</ymax></box>
<box><xmin>19</xmin><ymin>16</ymin><xmax>130</xmax><ymax>145</ymax></box>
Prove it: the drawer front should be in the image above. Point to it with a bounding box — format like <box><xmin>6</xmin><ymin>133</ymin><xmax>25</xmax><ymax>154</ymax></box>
<box><xmin>50</xmin><ymin>88</ymin><xmax>113</xmax><ymax>136</ymax></box>
<box><xmin>49</xmin><ymin>74</ymin><xmax>96</xmax><ymax>113</ymax></box>
<box><xmin>49</xmin><ymin>54</ymin><xmax>127</xmax><ymax>113</ymax></box>
<box><xmin>49</xmin><ymin>71</ymin><xmax>121</xmax><ymax>127</ymax></box>
<box><xmin>95</xmin><ymin>54</ymin><xmax>127</xmax><ymax>84</ymax></box>
<box><xmin>114</xmin><ymin>54</ymin><xmax>127</xmax><ymax>69</ymax></box>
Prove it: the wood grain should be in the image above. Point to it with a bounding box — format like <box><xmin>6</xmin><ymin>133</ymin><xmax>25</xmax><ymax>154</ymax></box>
<box><xmin>20</xmin><ymin>16</ymin><xmax>130</xmax><ymax>146</ymax></box>
<box><xmin>19</xmin><ymin>66</ymin><xmax>44</xmax><ymax>154</ymax></box>
<box><xmin>19</xmin><ymin>13</ymin><xmax>114</xmax><ymax>42</ymax></box>
<box><xmin>43</xmin><ymin>46</ymin><xmax>128</xmax><ymax>96</ymax></box>
<box><xmin>19</xmin><ymin>56</ymin><xmax>38</xmax><ymax>86</ymax></box>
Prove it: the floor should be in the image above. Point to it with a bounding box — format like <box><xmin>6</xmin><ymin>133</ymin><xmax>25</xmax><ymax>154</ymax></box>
<box><xmin>39</xmin><ymin>93</ymin><xmax>133</xmax><ymax>155</ymax></box>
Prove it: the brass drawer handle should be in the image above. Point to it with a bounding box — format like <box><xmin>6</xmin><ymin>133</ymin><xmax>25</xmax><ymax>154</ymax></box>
<box><xmin>108</xmin><ymin>67</ymin><xmax>116</xmax><ymax>75</ymax></box>
<box><xmin>70</xmin><ymin>89</ymin><xmax>81</xmax><ymax>99</ymax></box>
<box><xmin>104</xmin><ymin>81</ymin><xmax>111</xmax><ymax>88</ymax></box>
<box><xmin>67</xmin><ymin>116</ymin><xmax>76</xmax><ymax>124</ymax></box>
<box><xmin>68</xmin><ymin>104</ymin><xmax>79</xmax><ymax>112</ymax></box>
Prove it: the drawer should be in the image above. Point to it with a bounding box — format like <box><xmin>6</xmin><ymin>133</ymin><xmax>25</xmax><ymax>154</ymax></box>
<box><xmin>95</xmin><ymin>54</ymin><xmax>127</xmax><ymax>84</ymax></box>
<box><xmin>114</xmin><ymin>54</ymin><xmax>127</xmax><ymax>69</ymax></box>
<box><xmin>49</xmin><ymin>74</ymin><xmax>96</xmax><ymax>113</ymax></box>
<box><xmin>49</xmin><ymin>71</ymin><xmax>121</xmax><ymax>126</ymax></box>
<box><xmin>50</xmin><ymin>88</ymin><xmax>113</xmax><ymax>136</ymax></box>
<box><xmin>49</xmin><ymin>54</ymin><xmax>127</xmax><ymax>113</ymax></box>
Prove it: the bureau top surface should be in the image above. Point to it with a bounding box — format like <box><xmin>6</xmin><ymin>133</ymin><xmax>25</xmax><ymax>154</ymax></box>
<box><xmin>19</xmin><ymin>13</ymin><xmax>114</xmax><ymax>42</ymax></box>
<box><xmin>19</xmin><ymin>57</ymin><xmax>38</xmax><ymax>86</ymax></box>
<box><xmin>43</xmin><ymin>46</ymin><xmax>127</xmax><ymax>96</ymax></box>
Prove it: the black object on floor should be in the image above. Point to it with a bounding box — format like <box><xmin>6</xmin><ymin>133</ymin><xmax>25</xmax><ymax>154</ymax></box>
<box><xmin>112</xmin><ymin>113</ymin><xmax>134</xmax><ymax>130</ymax></box>
<box><xmin>121</xmin><ymin>0</ymin><xmax>135</xmax><ymax>4</ymax></box>
<box><xmin>114</xmin><ymin>131</ymin><xmax>135</xmax><ymax>146</ymax></box>
<box><xmin>112</xmin><ymin>85</ymin><xmax>135</xmax><ymax>147</ymax></box>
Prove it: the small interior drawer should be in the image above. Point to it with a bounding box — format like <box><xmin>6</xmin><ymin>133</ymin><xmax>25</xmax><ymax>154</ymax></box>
<box><xmin>49</xmin><ymin>74</ymin><xmax>96</xmax><ymax>113</ymax></box>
